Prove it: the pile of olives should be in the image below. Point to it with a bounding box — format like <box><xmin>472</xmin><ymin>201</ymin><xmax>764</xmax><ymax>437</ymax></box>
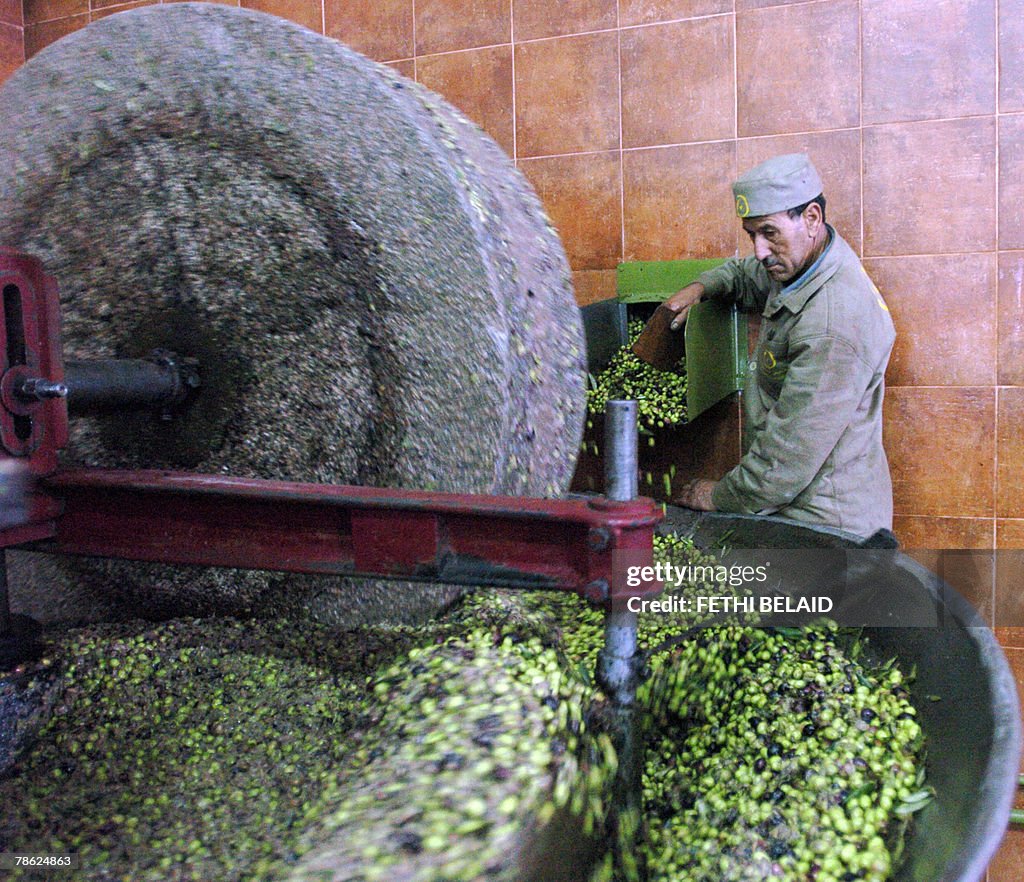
<box><xmin>587</xmin><ymin>319</ymin><xmax>689</xmax><ymax>432</ymax></box>
<box><xmin>0</xmin><ymin>534</ymin><xmax>927</xmax><ymax>881</ymax></box>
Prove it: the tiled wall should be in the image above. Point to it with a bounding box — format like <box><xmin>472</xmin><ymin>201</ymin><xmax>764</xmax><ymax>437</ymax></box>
<box><xmin>1</xmin><ymin>2</ymin><xmax>1023</xmax><ymax>873</ymax></box>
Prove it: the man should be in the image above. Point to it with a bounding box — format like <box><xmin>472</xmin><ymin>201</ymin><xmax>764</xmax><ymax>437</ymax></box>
<box><xmin>667</xmin><ymin>154</ymin><xmax>896</xmax><ymax>539</ymax></box>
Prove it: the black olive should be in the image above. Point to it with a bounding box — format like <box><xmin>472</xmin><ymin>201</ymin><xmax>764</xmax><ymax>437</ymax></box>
<box><xmin>390</xmin><ymin>830</ymin><xmax>423</xmax><ymax>854</ymax></box>
<box><xmin>436</xmin><ymin>752</ymin><xmax>465</xmax><ymax>772</ymax></box>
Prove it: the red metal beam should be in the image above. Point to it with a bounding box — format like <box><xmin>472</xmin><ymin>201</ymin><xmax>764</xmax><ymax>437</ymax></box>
<box><xmin>31</xmin><ymin>469</ymin><xmax>663</xmax><ymax>608</ymax></box>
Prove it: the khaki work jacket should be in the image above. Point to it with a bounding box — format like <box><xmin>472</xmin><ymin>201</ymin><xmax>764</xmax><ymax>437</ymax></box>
<box><xmin>697</xmin><ymin>227</ymin><xmax>896</xmax><ymax>539</ymax></box>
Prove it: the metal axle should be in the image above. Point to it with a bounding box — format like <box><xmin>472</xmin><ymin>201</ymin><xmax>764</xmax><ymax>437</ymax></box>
<box><xmin>15</xmin><ymin>352</ymin><xmax>200</xmax><ymax>415</ymax></box>
<box><xmin>597</xmin><ymin>399</ymin><xmax>648</xmax><ymax>881</ymax></box>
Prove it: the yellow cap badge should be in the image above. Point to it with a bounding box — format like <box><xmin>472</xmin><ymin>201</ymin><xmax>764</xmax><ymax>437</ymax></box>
<box><xmin>735</xmin><ymin>194</ymin><xmax>750</xmax><ymax>218</ymax></box>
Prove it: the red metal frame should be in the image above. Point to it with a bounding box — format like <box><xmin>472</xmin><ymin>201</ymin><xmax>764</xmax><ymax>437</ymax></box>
<box><xmin>0</xmin><ymin>250</ymin><xmax>663</xmax><ymax>610</ymax></box>
<box><xmin>30</xmin><ymin>470</ymin><xmax>662</xmax><ymax>608</ymax></box>
<box><xmin>0</xmin><ymin>250</ymin><xmax>67</xmax><ymax>546</ymax></box>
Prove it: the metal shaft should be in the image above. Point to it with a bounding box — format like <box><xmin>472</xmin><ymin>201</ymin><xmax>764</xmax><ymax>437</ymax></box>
<box><xmin>599</xmin><ymin>400</ymin><xmax>647</xmax><ymax>880</ymax></box>
<box><xmin>62</xmin><ymin>358</ymin><xmax>191</xmax><ymax>414</ymax></box>
<box><xmin>601</xmin><ymin>400</ymin><xmax>641</xmax><ymax>704</ymax></box>
<box><xmin>604</xmin><ymin>399</ymin><xmax>638</xmax><ymax>503</ymax></box>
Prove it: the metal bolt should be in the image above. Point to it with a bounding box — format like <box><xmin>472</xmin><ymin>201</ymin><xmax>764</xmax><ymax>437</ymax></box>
<box><xmin>16</xmin><ymin>377</ymin><xmax>68</xmax><ymax>401</ymax></box>
<box><xmin>587</xmin><ymin>527</ymin><xmax>612</xmax><ymax>552</ymax></box>
<box><xmin>583</xmin><ymin>579</ymin><xmax>609</xmax><ymax>604</ymax></box>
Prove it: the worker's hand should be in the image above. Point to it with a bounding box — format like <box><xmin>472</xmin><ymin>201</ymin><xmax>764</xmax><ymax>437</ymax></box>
<box><xmin>673</xmin><ymin>478</ymin><xmax>717</xmax><ymax>512</ymax></box>
<box><xmin>664</xmin><ymin>282</ymin><xmax>704</xmax><ymax>331</ymax></box>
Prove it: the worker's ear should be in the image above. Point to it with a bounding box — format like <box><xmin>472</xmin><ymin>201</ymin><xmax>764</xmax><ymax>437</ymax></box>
<box><xmin>802</xmin><ymin>202</ymin><xmax>823</xmax><ymax>237</ymax></box>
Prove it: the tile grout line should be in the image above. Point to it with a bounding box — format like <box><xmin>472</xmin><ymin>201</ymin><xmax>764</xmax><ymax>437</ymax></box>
<box><xmin>885</xmin><ymin>384</ymin><xmax>1002</xmax><ymax>392</ymax></box>
<box><xmin>995</xmin><ymin>384</ymin><xmax>1000</xmax><ymax>553</ymax></box>
<box><xmin>993</xmin><ymin>390</ymin><xmax>999</xmax><ymax>599</ymax></box>
<box><xmin>858</xmin><ymin>0</ymin><xmax>865</xmax><ymax>257</ymax></box>
<box><xmin>994</xmin><ymin>0</ymin><xmax>1001</xmax><ymax>561</ymax></box>
<box><xmin>518</xmin><ymin>148</ymin><xmax>624</xmax><ymax>162</ymax></box>
<box><xmin>617</xmin><ymin>0</ymin><xmax>625</xmax><ymax>264</ymax></box>
<box><xmin>863</xmin><ymin>249</ymin><xmax>1007</xmax><ymax>260</ymax></box>
<box><xmin>510</xmin><ymin>0</ymin><xmax>516</xmax><ymax>163</ymax></box>
<box><xmin>732</xmin><ymin>0</ymin><xmax>738</xmax><ymax>153</ymax></box>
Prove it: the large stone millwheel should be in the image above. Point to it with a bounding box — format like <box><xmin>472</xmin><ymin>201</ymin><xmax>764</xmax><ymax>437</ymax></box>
<box><xmin>0</xmin><ymin>4</ymin><xmax>586</xmax><ymax>624</ymax></box>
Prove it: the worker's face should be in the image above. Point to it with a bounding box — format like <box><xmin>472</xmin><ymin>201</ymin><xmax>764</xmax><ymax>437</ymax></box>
<box><xmin>742</xmin><ymin>204</ymin><xmax>823</xmax><ymax>284</ymax></box>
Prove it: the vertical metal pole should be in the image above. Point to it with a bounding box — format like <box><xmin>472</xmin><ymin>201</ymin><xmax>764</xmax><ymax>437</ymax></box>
<box><xmin>599</xmin><ymin>400</ymin><xmax>646</xmax><ymax>881</ymax></box>
<box><xmin>604</xmin><ymin>400</ymin><xmax>638</xmax><ymax>504</ymax></box>
<box><xmin>601</xmin><ymin>400</ymin><xmax>639</xmax><ymax>705</ymax></box>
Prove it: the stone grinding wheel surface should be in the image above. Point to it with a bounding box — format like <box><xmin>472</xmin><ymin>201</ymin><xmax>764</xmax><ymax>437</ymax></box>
<box><xmin>0</xmin><ymin>4</ymin><xmax>586</xmax><ymax>624</ymax></box>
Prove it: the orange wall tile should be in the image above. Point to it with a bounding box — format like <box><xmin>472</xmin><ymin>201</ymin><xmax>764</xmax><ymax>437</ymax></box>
<box><xmin>24</xmin><ymin>0</ymin><xmax>85</xmax><ymax>23</ymax></box>
<box><xmin>999</xmin><ymin>253</ymin><xmax>1024</xmax><ymax>385</ymax></box>
<box><xmin>518</xmin><ymin>151</ymin><xmax>622</xmax><ymax>270</ymax></box>
<box><xmin>862</xmin><ymin>0</ymin><xmax>995</xmax><ymax>125</ymax></box>
<box><xmin>865</xmin><ymin>254</ymin><xmax>997</xmax><ymax>387</ymax></box>
<box><xmin>896</xmin><ymin>524</ymin><xmax>997</xmax><ymax>617</ymax></box>
<box><xmin>1000</xmin><ymin>0</ymin><xmax>1024</xmax><ymax>112</ymax></box>
<box><xmin>990</xmin><ymin>823</ymin><xmax>1024</xmax><ymax>882</ymax></box>
<box><xmin>514</xmin><ymin>31</ymin><xmax>619</xmax><ymax>157</ymax></box>
<box><xmin>995</xmin><ymin>624</ymin><xmax>1024</xmax><ymax>648</ymax></box>
<box><xmin>1000</xmin><ymin>114</ymin><xmax>1024</xmax><ymax>250</ymax></box>
<box><xmin>622</xmin><ymin>141</ymin><xmax>737</xmax><ymax>261</ymax></box>
<box><xmin>418</xmin><ymin>45</ymin><xmax>514</xmax><ymax>156</ymax></box>
<box><xmin>24</xmin><ymin>11</ymin><xmax>85</xmax><ymax>57</ymax></box>
<box><xmin>894</xmin><ymin>516</ymin><xmax>995</xmax><ymax>550</ymax></box>
<box><xmin>324</xmin><ymin>0</ymin><xmax>414</xmax><ymax>62</ymax></box>
<box><xmin>998</xmin><ymin>388</ymin><xmax>1024</xmax><ymax>518</ymax></box>
<box><xmin>995</xmin><ymin>549</ymin><xmax>1024</xmax><ymax>631</ymax></box>
<box><xmin>864</xmin><ymin>117</ymin><xmax>997</xmax><ymax>257</ymax></box>
<box><xmin>0</xmin><ymin>21</ymin><xmax>21</xmax><ymax>82</ymax></box>
<box><xmin>416</xmin><ymin>0</ymin><xmax>509</xmax><ymax>55</ymax></box>
<box><xmin>884</xmin><ymin>386</ymin><xmax>995</xmax><ymax>519</ymax></box>
<box><xmin>512</xmin><ymin>0</ymin><xmax>616</xmax><ymax>42</ymax></box>
<box><xmin>571</xmin><ymin>269</ymin><xmax>618</xmax><ymax>307</ymax></box>
<box><xmin>736</xmin><ymin>0</ymin><xmax>860</xmax><ymax>137</ymax></box>
<box><xmin>620</xmin><ymin>15</ymin><xmax>734</xmax><ymax>148</ymax></box>
<box><xmin>998</xmin><ymin>519</ymin><xmax>1024</xmax><ymax>549</ymax></box>
<box><xmin>0</xmin><ymin>0</ymin><xmax>21</xmax><ymax>26</ymax></box>
<box><xmin>239</xmin><ymin>0</ymin><xmax>320</xmax><ymax>32</ymax></box>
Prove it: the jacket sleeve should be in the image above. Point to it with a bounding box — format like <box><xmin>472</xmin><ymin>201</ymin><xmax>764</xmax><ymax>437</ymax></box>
<box><xmin>711</xmin><ymin>332</ymin><xmax>875</xmax><ymax>514</ymax></box>
<box><xmin>697</xmin><ymin>256</ymin><xmax>770</xmax><ymax>312</ymax></box>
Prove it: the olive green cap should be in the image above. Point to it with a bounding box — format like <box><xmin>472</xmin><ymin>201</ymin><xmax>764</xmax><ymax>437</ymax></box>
<box><xmin>732</xmin><ymin>153</ymin><xmax>823</xmax><ymax>218</ymax></box>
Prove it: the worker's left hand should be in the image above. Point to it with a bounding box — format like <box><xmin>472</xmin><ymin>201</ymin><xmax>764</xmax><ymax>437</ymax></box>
<box><xmin>673</xmin><ymin>479</ymin><xmax>717</xmax><ymax>511</ymax></box>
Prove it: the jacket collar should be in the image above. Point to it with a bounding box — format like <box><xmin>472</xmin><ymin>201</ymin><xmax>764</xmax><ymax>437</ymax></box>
<box><xmin>763</xmin><ymin>225</ymin><xmax>845</xmax><ymax>318</ymax></box>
